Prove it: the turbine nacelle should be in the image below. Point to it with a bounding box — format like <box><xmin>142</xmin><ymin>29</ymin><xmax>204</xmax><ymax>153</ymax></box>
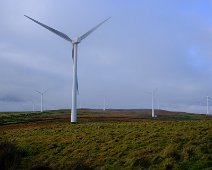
<box><xmin>72</xmin><ymin>37</ymin><xmax>81</xmax><ymax>44</ymax></box>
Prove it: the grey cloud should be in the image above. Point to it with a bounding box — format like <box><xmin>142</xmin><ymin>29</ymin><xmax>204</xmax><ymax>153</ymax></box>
<box><xmin>0</xmin><ymin>0</ymin><xmax>212</xmax><ymax>113</ymax></box>
<box><xmin>0</xmin><ymin>95</ymin><xmax>25</xmax><ymax>102</ymax></box>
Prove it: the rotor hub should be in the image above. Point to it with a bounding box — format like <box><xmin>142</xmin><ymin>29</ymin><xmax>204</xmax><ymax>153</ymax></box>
<box><xmin>72</xmin><ymin>37</ymin><xmax>81</xmax><ymax>44</ymax></box>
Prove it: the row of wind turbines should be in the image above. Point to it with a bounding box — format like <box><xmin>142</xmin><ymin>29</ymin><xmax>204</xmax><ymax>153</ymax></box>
<box><xmin>24</xmin><ymin>15</ymin><xmax>211</xmax><ymax>123</ymax></box>
<box><xmin>22</xmin><ymin>90</ymin><xmax>47</xmax><ymax>113</ymax></box>
<box><xmin>22</xmin><ymin>88</ymin><xmax>212</xmax><ymax>118</ymax></box>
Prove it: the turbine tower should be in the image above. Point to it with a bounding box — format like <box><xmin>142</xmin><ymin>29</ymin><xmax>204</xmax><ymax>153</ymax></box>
<box><xmin>103</xmin><ymin>96</ymin><xmax>106</xmax><ymax>111</ymax></box>
<box><xmin>35</xmin><ymin>90</ymin><xmax>48</xmax><ymax>112</ymax></box>
<box><xmin>22</xmin><ymin>101</ymin><xmax>35</xmax><ymax>112</ymax></box>
<box><xmin>206</xmin><ymin>96</ymin><xmax>212</xmax><ymax>115</ymax></box>
<box><xmin>200</xmin><ymin>96</ymin><xmax>212</xmax><ymax>115</ymax></box>
<box><xmin>25</xmin><ymin>15</ymin><xmax>110</xmax><ymax>122</ymax></box>
<box><xmin>145</xmin><ymin>89</ymin><xmax>157</xmax><ymax>118</ymax></box>
<box><xmin>151</xmin><ymin>90</ymin><xmax>155</xmax><ymax>118</ymax></box>
<box><xmin>31</xmin><ymin>101</ymin><xmax>35</xmax><ymax>112</ymax></box>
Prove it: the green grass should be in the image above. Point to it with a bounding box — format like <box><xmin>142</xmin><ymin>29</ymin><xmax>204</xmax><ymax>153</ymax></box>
<box><xmin>0</xmin><ymin>110</ymin><xmax>68</xmax><ymax>125</ymax></box>
<box><xmin>0</xmin><ymin>112</ymin><xmax>47</xmax><ymax>125</ymax></box>
<box><xmin>1</xmin><ymin>118</ymin><xmax>212</xmax><ymax>169</ymax></box>
<box><xmin>0</xmin><ymin>109</ymin><xmax>208</xmax><ymax>125</ymax></box>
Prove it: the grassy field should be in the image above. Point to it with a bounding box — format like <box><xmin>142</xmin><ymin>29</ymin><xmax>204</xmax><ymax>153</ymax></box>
<box><xmin>0</xmin><ymin>109</ymin><xmax>208</xmax><ymax>125</ymax></box>
<box><xmin>0</xmin><ymin>109</ymin><xmax>211</xmax><ymax>170</ymax></box>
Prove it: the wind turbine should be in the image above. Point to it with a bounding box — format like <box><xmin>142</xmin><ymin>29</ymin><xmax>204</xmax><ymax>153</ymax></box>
<box><xmin>200</xmin><ymin>96</ymin><xmax>212</xmax><ymax>115</ymax></box>
<box><xmin>151</xmin><ymin>90</ymin><xmax>155</xmax><ymax>118</ymax></box>
<box><xmin>30</xmin><ymin>101</ymin><xmax>35</xmax><ymax>112</ymax></box>
<box><xmin>25</xmin><ymin>15</ymin><xmax>110</xmax><ymax>123</ymax></box>
<box><xmin>35</xmin><ymin>90</ymin><xmax>48</xmax><ymax>112</ymax></box>
<box><xmin>205</xmin><ymin>96</ymin><xmax>211</xmax><ymax>115</ymax></box>
<box><xmin>144</xmin><ymin>89</ymin><xmax>157</xmax><ymax>118</ymax></box>
<box><xmin>103</xmin><ymin>96</ymin><xmax>106</xmax><ymax>111</ymax></box>
<box><xmin>22</xmin><ymin>101</ymin><xmax>35</xmax><ymax>112</ymax></box>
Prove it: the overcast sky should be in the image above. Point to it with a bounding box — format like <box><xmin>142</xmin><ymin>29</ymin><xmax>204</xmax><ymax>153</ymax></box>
<box><xmin>0</xmin><ymin>0</ymin><xmax>212</xmax><ymax>113</ymax></box>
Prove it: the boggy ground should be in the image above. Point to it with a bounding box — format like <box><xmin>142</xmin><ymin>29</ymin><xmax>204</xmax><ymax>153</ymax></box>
<box><xmin>0</xmin><ymin>109</ymin><xmax>211</xmax><ymax>170</ymax></box>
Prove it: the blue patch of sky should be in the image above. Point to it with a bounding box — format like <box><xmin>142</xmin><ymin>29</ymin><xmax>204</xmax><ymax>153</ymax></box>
<box><xmin>187</xmin><ymin>47</ymin><xmax>206</xmax><ymax>69</ymax></box>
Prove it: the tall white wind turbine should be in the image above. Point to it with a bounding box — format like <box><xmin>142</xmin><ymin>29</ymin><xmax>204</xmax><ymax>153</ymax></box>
<box><xmin>35</xmin><ymin>90</ymin><xmax>48</xmax><ymax>112</ymax></box>
<box><xmin>25</xmin><ymin>15</ymin><xmax>110</xmax><ymax>122</ymax></box>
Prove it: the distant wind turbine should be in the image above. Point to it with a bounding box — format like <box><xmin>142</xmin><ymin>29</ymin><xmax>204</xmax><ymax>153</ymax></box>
<box><xmin>144</xmin><ymin>89</ymin><xmax>157</xmax><ymax>118</ymax></box>
<box><xmin>200</xmin><ymin>95</ymin><xmax>212</xmax><ymax>115</ymax></box>
<box><xmin>103</xmin><ymin>96</ymin><xmax>106</xmax><ymax>111</ymax></box>
<box><xmin>35</xmin><ymin>90</ymin><xmax>48</xmax><ymax>112</ymax></box>
<box><xmin>31</xmin><ymin>101</ymin><xmax>35</xmax><ymax>112</ymax></box>
<box><xmin>151</xmin><ymin>90</ymin><xmax>155</xmax><ymax>118</ymax></box>
<box><xmin>22</xmin><ymin>101</ymin><xmax>35</xmax><ymax>112</ymax></box>
<box><xmin>25</xmin><ymin>15</ymin><xmax>110</xmax><ymax>123</ymax></box>
<box><xmin>205</xmin><ymin>96</ymin><xmax>212</xmax><ymax>115</ymax></box>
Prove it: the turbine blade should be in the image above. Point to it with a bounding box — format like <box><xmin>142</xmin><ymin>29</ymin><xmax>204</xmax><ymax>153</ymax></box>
<box><xmin>35</xmin><ymin>90</ymin><xmax>41</xmax><ymax>94</ymax></box>
<box><xmin>43</xmin><ymin>89</ymin><xmax>48</xmax><ymax>94</ymax></box>
<box><xmin>144</xmin><ymin>91</ymin><xmax>151</xmax><ymax>95</ymax></box>
<box><xmin>76</xmin><ymin>74</ymin><xmax>79</xmax><ymax>95</ymax></box>
<box><xmin>80</xmin><ymin>17</ymin><xmax>111</xmax><ymax>41</ymax></box>
<box><xmin>72</xmin><ymin>46</ymin><xmax>74</xmax><ymax>60</ymax></box>
<box><xmin>24</xmin><ymin>15</ymin><xmax>72</xmax><ymax>42</ymax></box>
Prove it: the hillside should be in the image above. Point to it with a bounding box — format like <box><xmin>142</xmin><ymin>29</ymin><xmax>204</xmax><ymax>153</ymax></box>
<box><xmin>0</xmin><ymin>109</ymin><xmax>211</xmax><ymax>170</ymax></box>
